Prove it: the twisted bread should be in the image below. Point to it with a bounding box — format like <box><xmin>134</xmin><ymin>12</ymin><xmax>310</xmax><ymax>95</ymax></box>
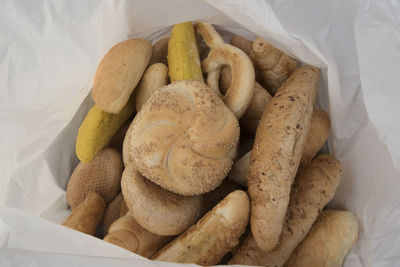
<box><xmin>104</xmin><ymin>212</ymin><xmax>171</xmax><ymax>258</ymax></box>
<box><xmin>121</xmin><ymin>166</ymin><xmax>203</xmax><ymax>236</ymax></box>
<box><xmin>123</xmin><ymin>80</ymin><xmax>239</xmax><ymax>196</ymax></box>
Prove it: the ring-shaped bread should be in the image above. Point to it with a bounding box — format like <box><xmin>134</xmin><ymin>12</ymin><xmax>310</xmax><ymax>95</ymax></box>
<box><xmin>202</xmin><ymin>44</ymin><xmax>255</xmax><ymax>119</ymax></box>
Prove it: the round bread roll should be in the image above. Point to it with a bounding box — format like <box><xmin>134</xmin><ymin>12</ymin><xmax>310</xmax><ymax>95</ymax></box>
<box><xmin>66</xmin><ymin>147</ymin><xmax>123</xmax><ymax>209</ymax></box>
<box><xmin>123</xmin><ymin>80</ymin><xmax>239</xmax><ymax>196</ymax></box>
<box><xmin>104</xmin><ymin>212</ymin><xmax>172</xmax><ymax>259</ymax></box>
<box><xmin>152</xmin><ymin>190</ymin><xmax>250</xmax><ymax>265</ymax></box>
<box><xmin>202</xmin><ymin>44</ymin><xmax>255</xmax><ymax>119</ymax></box>
<box><xmin>285</xmin><ymin>210</ymin><xmax>358</xmax><ymax>267</ymax></box>
<box><xmin>121</xmin><ymin>166</ymin><xmax>203</xmax><ymax>236</ymax></box>
<box><xmin>135</xmin><ymin>63</ymin><xmax>169</xmax><ymax>112</ymax></box>
<box><xmin>102</xmin><ymin>192</ymin><xmax>123</xmax><ymax>235</ymax></box>
<box><xmin>92</xmin><ymin>38</ymin><xmax>152</xmax><ymax>114</ymax></box>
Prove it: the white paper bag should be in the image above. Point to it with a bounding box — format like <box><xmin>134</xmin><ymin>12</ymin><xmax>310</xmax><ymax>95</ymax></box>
<box><xmin>1</xmin><ymin>0</ymin><xmax>400</xmax><ymax>266</ymax></box>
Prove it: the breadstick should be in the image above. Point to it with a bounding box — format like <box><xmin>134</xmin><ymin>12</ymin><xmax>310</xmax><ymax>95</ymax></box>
<box><xmin>249</xmin><ymin>65</ymin><xmax>319</xmax><ymax>252</ymax></box>
<box><xmin>104</xmin><ymin>212</ymin><xmax>171</xmax><ymax>258</ymax></box>
<box><xmin>230</xmin><ymin>154</ymin><xmax>342</xmax><ymax>266</ymax></box>
<box><xmin>285</xmin><ymin>210</ymin><xmax>358</xmax><ymax>267</ymax></box>
<box><xmin>152</xmin><ymin>190</ymin><xmax>249</xmax><ymax>265</ymax></box>
<box><xmin>62</xmin><ymin>192</ymin><xmax>105</xmax><ymax>235</ymax></box>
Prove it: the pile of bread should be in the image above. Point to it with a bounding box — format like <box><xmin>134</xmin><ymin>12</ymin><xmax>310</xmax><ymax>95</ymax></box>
<box><xmin>62</xmin><ymin>21</ymin><xmax>358</xmax><ymax>266</ymax></box>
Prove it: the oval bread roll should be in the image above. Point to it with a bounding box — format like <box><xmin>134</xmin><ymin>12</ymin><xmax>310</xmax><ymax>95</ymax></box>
<box><xmin>230</xmin><ymin>154</ymin><xmax>342</xmax><ymax>266</ymax></box>
<box><xmin>121</xmin><ymin>166</ymin><xmax>203</xmax><ymax>236</ymax></box>
<box><xmin>102</xmin><ymin>192</ymin><xmax>123</xmax><ymax>235</ymax></box>
<box><xmin>104</xmin><ymin>212</ymin><xmax>171</xmax><ymax>259</ymax></box>
<box><xmin>123</xmin><ymin>80</ymin><xmax>239</xmax><ymax>196</ymax></box>
<box><xmin>249</xmin><ymin>66</ymin><xmax>319</xmax><ymax>252</ymax></box>
<box><xmin>135</xmin><ymin>63</ymin><xmax>169</xmax><ymax>112</ymax></box>
<box><xmin>149</xmin><ymin>37</ymin><xmax>169</xmax><ymax>65</ymax></box>
<box><xmin>285</xmin><ymin>210</ymin><xmax>358</xmax><ymax>267</ymax></box>
<box><xmin>152</xmin><ymin>190</ymin><xmax>250</xmax><ymax>265</ymax></box>
<box><xmin>63</xmin><ymin>192</ymin><xmax>105</xmax><ymax>236</ymax></box>
<box><xmin>92</xmin><ymin>38</ymin><xmax>152</xmax><ymax>113</ymax></box>
<box><xmin>66</xmin><ymin>147</ymin><xmax>123</xmax><ymax>209</ymax></box>
<box><xmin>300</xmin><ymin>109</ymin><xmax>331</xmax><ymax>166</ymax></box>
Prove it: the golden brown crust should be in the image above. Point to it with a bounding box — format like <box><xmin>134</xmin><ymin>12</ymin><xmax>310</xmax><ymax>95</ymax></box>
<box><xmin>230</xmin><ymin>34</ymin><xmax>253</xmax><ymax>55</ymax></box>
<box><xmin>240</xmin><ymin>82</ymin><xmax>272</xmax><ymax>133</ymax></box>
<box><xmin>63</xmin><ymin>192</ymin><xmax>105</xmax><ymax>236</ymax></box>
<box><xmin>202</xmin><ymin>44</ymin><xmax>255</xmax><ymax>118</ymax></box>
<box><xmin>194</xmin><ymin>22</ymin><xmax>225</xmax><ymax>49</ymax></box>
<box><xmin>252</xmin><ymin>37</ymin><xmax>298</xmax><ymax>95</ymax></box>
<box><xmin>300</xmin><ymin>109</ymin><xmax>331</xmax><ymax>166</ymax></box>
<box><xmin>135</xmin><ymin>63</ymin><xmax>169</xmax><ymax>112</ymax></box>
<box><xmin>230</xmin><ymin>154</ymin><xmax>342</xmax><ymax>266</ymax></box>
<box><xmin>285</xmin><ymin>210</ymin><xmax>358</xmax><ymax>267</ymax></box>
<box><xmin>121</xmin><ymin>166</ymin><xmax>203</xmax><ymax>236</ymax></box>
<box><xmin>66</xmin><ymin>147</ymin><xmax>123</xmax><ymax>209</ymax></box>
<box><xmin>104</xmin><ymin>213</ymin><xmax>172</xmax><ymax>259</ymax></box>
<box><xmin>92</xmin><ymin>38</ymin><xmax>152</xmax><ymax>113</ymax></box>
<box><xmin>248</xmin><ymin>66</ymin><xmax>319</xmax><ymax>252</ymax></box>
<box><xmin>123</xmin><ymin>80</ymin><xmax>239</xmax><ymax>196</ymax></box>
<box><xmin>102</xmin><ymin>192</ymin><xmax>123</xmax><ymax>235</ymax></box>
<box><xmin>149</xmin><ymin>37</ymin><xmax>169</xmax><ymax>65</ymax></box>
<box><xmin>152</xmin><ymin>190</ymin><xmax>250</xmax><ymax>265</ymax></box>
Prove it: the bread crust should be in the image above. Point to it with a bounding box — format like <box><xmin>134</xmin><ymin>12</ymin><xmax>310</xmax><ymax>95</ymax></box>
<box><xmin>248</xmin><ymin>66</ymin><xmax>319</xmax><ymax>251</ymax></box>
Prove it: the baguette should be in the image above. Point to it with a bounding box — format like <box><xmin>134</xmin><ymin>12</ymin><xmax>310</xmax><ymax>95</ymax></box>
<box><xmin>93</xmin><ymin>38</ymin><xmax>152</xmax><ymax>113</ymax></box>
<box><xmin>285</xmin><ymin>210</ymin><xmax>358</xmax><ymax>267</ymax></box>
<box><xmin>63</xmin><ymin>192</ymin><xmax>105</xmax><ymax>235</ymax></box>
<box><xmin>249</xmin><ymin>65</ymin><xmax>319</xmax><ymax>251</ymax></box>
<box><xmin>152</xmin><ymin>190</ymin><xmax>249</xmax><ymax>265</ymax></box>
<box><xmin>230</xmin><ymin>154</ymin><xmax>342</xmax><ymax>266</ymax></box>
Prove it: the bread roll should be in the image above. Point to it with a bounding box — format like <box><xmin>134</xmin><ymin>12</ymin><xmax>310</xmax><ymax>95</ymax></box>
<box><xmin>123</xmin><ymin>80</ymin><xmax>239</xmax><ymax>196</ymax></box>
<box><xmin>249</xmin><ymin>66</ymin><xmax>319</xmax><ymax>252</ymax></box>
<box><xmin>252</xmin><ymin>37</ymin><xmax>298</xmax><ymax>95</ymax></box>
<box><xmin>63</xmin><ymin>192</ymin><xmax>105</xmax><ymax>235</ymax></box>
<box><xmin>300</xmin><ymin>109</ymin><xmax>331</xmax><ymax>166</ymax></box>
<box><xmin>66</xmin><ymin>147</ymin><xmax>123</xmax><ymax>209</ymax></box>
<box><xmin>149</xmin><ymin>37</ymin><xmax>169</xmax><ymax>65</ymax></box>
<box><xmin>104</xmin><ymin>213</ymin><xmax>171</xmax><ymax>258</ymax></box>
<box><xmin>285</xmin><ymin>210</ymin><xmax>358</xmax><ymax>267</ymax></box>
<box><xmin>102</xmin><ymin>192</ymin><xmax>123</xmax><ymax>235</ymax></box>
<box><xmin>121</xmin><ymin>166</ymin><xmax>203</xmax><ymax>236</ymax></box>
<box><xmin>92</xmin><ymin>38</ymin><xmax>152</xmax><ymax>113</ymax></box>
<box><xmin>152</xmin><ymin>190</ymin><xmax>250</xmax><ymax>265</ymax></box>
<box><xmin>230</xmin><ymin>154</ymin><xmax>342</xmax><ymax>266</ymax></box>
<box><xmin>135</xmin><ymin>63</ymin><xmax>168</xmax><ymax>112</ymax></box>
